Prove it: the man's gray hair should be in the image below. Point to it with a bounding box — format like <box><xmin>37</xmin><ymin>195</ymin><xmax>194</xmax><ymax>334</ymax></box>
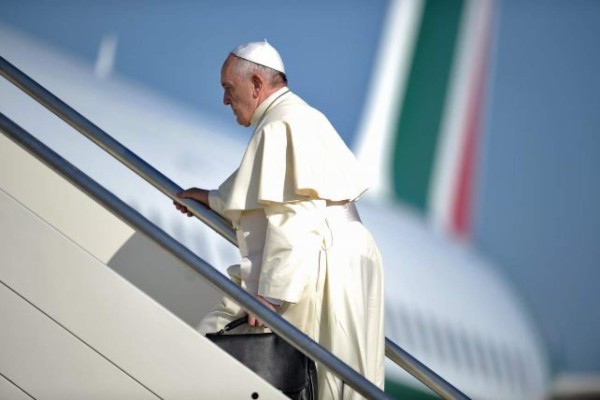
<box><xmin>231</xmin><ymin>55</ymin><xmax>288</xmax><ymax>86</ymax></box>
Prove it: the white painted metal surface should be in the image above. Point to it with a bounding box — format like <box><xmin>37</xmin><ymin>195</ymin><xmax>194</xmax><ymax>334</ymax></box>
<box><xmin>0</xmin><ymin>133</ymin><xmax>222</xmax><ymax>326</ymax></box>
<box><xmin>0</xmin><ymin>373</ymin><xmax>33</xmax><ymax>400</ymax></box>
<box><xmin>0</xmin><ymin>132</ymin><xmax>286</xmax><ymax>399</ymax></box>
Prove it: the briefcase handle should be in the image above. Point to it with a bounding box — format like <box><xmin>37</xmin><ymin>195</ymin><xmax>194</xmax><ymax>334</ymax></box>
<box><xmin>213</xmin><ymin>315</ymin><xmax>249</xmax><ymax>336</ymax></box>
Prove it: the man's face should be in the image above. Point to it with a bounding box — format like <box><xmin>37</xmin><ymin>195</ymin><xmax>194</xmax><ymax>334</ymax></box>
<box><xmin>221</xmin><ymin>56</ymin><xmax>257</xmax><ymax>127</ymax></box>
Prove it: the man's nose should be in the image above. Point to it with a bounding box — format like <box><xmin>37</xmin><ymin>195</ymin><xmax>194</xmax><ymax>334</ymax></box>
<box><xmin>223</xmin><ymin>94</ymin><xmax>230</xmax><ymax>105</ymax></box>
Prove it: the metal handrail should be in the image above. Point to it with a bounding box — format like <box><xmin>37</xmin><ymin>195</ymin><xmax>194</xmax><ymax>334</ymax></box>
<box><xmin>0</xmin><ymin>55</ymin><xmax>470</xmax><ymax>400</ymax></box>
<box><xmin>0</xmin><ymin>113</ymin><xmax>388</xmax><ymax>400</ymax></box>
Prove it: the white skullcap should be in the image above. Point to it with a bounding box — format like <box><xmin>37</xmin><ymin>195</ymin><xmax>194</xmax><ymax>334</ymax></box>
<box><xmin>231</xmin><ymin>40</ymin><xmax>285</xmax><ymax>74</ymax></box>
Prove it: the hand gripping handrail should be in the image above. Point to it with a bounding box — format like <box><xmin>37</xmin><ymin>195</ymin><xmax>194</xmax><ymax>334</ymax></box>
<box><xmin>0</xmin><ymin>55</ymin><xmax>470</xmax><ymax>400</ymax></box>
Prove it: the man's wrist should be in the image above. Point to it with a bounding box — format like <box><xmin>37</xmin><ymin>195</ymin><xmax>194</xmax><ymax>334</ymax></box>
<box><xmin>262</xmin><ymin>296</ymin><xmax>283</xmax><ymax>306</ymax></box>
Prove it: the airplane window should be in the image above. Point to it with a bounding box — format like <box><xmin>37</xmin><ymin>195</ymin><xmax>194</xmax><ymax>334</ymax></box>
<box><xmin>398</xmin><ymin>305</ymin><xmax>415</xmax><ymax>349</ymax></box>
<box><xmin>429</xmin><ymin>318</ymin><xmax>446</xmax><ymax>362</ymax></box>
<box><xmin>487</xmin><ymin>340</ymin><xmax>505</xmax><ymax>385</ymax></box>
<box><xmin>413</xmin><ymin>311</ymin><xmax>430</xmax><ymax>356</ymax></box>
<box><xmin>384</xmin><ymin>305</ymin><xmax>395</xmax><ymax>337</ymax></box>
<box><xmin>457</xmin><ymin>329</ymin><xmax>475</xmax><ymax>372</ymax></box>
<box><xmin>384</xmin><ymin>305</ymin><xmax>402</xmax><ymax>342</ymax></box>
<box><xmin>148</xmin><ymin>207</ymin><xmax>164</xmax><ymax>227</ymax></box>
<box><xmin>385</xmin><ymin>304</ymin><xmax>417</xmax><ymax>353</ymax></box>
<box><xmin>195</xmin><ymin>228</ymin><xmax>213</xmax><ymax>257</ymax></box>
<box><xmin>170</xmin><ymin>215</ymin><xmax>185</xmax><ymax>243</ymax></box>
<box><xmin>500</xmin><ymin>343</ymin><xmax>518</xmax><ymax>392</ymax></box>
<box><xmin>513</xmin><ymin>348</ymin><xmax>528</xmax><ymax>393</ymax></box>
<box><xmin>445</xmin><ymin>326</ymin><xmax>462</xmax><ymax>369</ymax></box>
<box><xmin>473</xmin><ymin>334</ymin><xmax>492</xmax><ymax>379</ymax></box>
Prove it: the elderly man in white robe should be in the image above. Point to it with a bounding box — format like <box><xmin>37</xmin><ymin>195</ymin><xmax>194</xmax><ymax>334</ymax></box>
<box><xmin>174</xmin><ymin>41</ymin><xmax>384</xmax><ymax>399</ymax></box>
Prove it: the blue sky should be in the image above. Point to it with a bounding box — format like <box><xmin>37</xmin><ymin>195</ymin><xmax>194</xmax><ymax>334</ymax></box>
<box><xmin>476</xmin><ymin>0</ymin><xmax>600</xmax><ymax>371</ymax></box>
<box><xmin>0</xmin><ymin>0</ymin><xmax>386</xmax><ymax>144</ymax></box>
<box><xmin>1</xmin><ymin>0</ymin><xmax>599</xmax><ymax>373</ymax></box>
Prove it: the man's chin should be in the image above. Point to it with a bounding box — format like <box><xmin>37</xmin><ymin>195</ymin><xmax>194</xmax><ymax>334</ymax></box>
<box><xmin>236</xmin><ymin>117</ymin><xmax>250</xmax><ymax>127</ymax></box>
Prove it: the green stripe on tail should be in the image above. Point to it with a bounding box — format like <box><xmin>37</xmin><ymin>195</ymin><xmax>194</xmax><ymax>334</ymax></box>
<box><xmin>392</xmin><ymin>0</ymin><xmax>464</xmax><ymax>212</ymax></box>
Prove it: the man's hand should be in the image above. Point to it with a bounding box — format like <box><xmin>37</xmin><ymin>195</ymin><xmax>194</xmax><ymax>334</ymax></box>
<box><xmin>247</xmin><ymin>295</ymin><xmax>281</xmax><ymax>327</ymax></box>
<box><xmin>173</xmin><ymin>187</ymin><xmax>209</xmax><ymax>217</ymax></box>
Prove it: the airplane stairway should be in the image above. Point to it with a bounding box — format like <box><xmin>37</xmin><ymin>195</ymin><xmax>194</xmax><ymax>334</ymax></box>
<box><xmin>0</xmin><ymin>123</ymin><xmax>288</xmax><ymax>400</ymax></box>
<box><xmin>0</xmin><ymin>55</ymin><xmax>469</xmax><ymax>400</ymax></box>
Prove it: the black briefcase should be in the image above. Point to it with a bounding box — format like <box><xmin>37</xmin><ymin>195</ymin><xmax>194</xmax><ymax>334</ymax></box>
<box><xmin>206</xmin><ymin>316</ymin><xmax>318</xmax><ymax>400</ymax></box>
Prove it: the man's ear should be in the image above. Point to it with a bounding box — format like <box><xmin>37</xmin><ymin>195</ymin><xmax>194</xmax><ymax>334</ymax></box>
<box><xmin>251</xmin><ymin>73</ymin><xmax>263</xmax><ymax>97</ymax></box>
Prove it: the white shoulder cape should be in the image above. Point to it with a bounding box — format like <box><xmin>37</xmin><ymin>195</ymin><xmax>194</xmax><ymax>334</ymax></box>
<box><xmin>217</xmin><ymin>92</ymin><xmax>369</xmax><ymax>216</ymax></box>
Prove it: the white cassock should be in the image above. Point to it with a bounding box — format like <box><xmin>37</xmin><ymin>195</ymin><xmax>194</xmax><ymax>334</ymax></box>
<box><xmin>197</xmin><ymin>87</ymin><xmax>385</xmax><ymax>399</ymax></box>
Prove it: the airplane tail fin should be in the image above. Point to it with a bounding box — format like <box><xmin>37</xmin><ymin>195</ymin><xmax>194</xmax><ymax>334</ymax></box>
<box><xmin>355</xmin><ymin>0</ymin><xmax>496</xmax><ymax>239</ymax></box>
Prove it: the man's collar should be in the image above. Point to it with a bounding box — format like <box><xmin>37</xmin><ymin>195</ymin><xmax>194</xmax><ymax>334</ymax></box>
<box><xmin>250</xmin><ymin>87</ymin><xmax>290</xmax><ymax>127</ymax></box>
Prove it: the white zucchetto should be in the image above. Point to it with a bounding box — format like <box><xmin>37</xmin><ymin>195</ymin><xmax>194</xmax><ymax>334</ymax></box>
<box><xmin>231</xmin><ymin>40</ymin><xmax>285</xmax><ymax>74</ymax></box>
